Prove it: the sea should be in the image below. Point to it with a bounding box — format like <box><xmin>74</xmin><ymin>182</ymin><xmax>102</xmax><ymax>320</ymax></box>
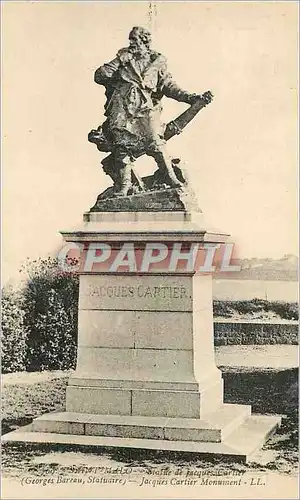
<box><xmin>213</xmin><ymin>279</ymin><xmax>298</xmax><ymax>302</ymax></box>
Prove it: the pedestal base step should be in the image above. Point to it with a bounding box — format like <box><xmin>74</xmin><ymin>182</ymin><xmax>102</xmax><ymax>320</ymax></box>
<box><xmin>31</xmin><ymin>404</ymin><xmax>251</xmax><ymax>442</ymax></box>
<box><xmin>2</xmin><ymin>405</ymin><xmax>281</xmax><ymax>462</ymax></box>
<box><xmin>2</xmin><ymin>416</ymin><xmax>280</xmax><ymax>463</ymax></box>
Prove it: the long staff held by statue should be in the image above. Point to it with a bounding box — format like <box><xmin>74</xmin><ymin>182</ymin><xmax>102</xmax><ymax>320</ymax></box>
<box><xmin>88</xmin><ymin>91</ymin><xmax>213</xmax><ymax>188</ymax></box>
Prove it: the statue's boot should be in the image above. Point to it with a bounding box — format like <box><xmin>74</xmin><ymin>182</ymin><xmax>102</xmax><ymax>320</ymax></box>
<box><xmin>113</xmin><ymin>164</ymin><xmax>132</xmax><ymax>197</ymax></box>
<box><xmin>166</xmin><ymin>166</ymin><xmax>183</xmax><ymax>188</ymax></box>
<box><xmin>101</xmin><ymin>154</ymin><xmax>118</xmax><ymax>184</ymax></box>
<box><xmin>151</xmin><ymin>149</ymin><xmax>183</xmax><ymax>188</ymax></box>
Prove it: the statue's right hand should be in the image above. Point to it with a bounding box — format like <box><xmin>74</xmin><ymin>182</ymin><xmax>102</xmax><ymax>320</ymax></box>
<box><xmin>117</xmin><ymin>48</ymin><xmax>133</xmax><ymax>64</ymax></box>
<box><xmin>202</xmin><ymin>90</ymin><xmax>214</xmax><ymax>104</ymax></box>
<box><xmin>188</xmin><ymin>91</ymin><xmax>213</xmax><ymax>105</ymax></box>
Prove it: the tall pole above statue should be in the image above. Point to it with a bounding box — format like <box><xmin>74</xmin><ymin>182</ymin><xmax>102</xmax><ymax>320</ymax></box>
<box><xmin>147</xmin><ymin>1</ymin><xmax>158</xmax><ymax>35</ymax></box>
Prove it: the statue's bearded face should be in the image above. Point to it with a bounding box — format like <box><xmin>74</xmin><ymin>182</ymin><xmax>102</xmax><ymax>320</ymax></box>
<box><xmin>129</xmin><ymin>27</ymin><xmax>151</xmax><ymax>58</ymax></box>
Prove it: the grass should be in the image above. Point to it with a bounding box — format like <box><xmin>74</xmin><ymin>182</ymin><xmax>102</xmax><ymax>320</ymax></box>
<box><xmin>2</xmin><ymin>375</ymin><xmax>68</xmax><ymax>435</ymax></box>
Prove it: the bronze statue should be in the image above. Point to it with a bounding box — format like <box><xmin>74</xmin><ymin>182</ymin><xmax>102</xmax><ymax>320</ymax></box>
<box><xmin>89</xmin><ymin>26</ymin><xmax>213</xmax><ymax>197</ymax></box>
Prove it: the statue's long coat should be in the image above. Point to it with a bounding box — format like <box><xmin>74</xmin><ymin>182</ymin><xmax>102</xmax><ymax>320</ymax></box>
<box><xmin>94</xmin><ymin>48</ymin><xmax>190</xmax><ymax>155</ymax></box>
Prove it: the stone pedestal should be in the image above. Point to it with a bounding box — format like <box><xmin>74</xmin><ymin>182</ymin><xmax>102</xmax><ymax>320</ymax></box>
<box><xmin>2</xmin><ymin>203</ymin><xmax>281</xmax><ymax>461</ymax></box>
<box><xmin>67</xmin><ymin>272</ymin><xmax>223</xmax><ymax>419</ymax></box>
<box><xmin>63</xmin><ymin>208</ymin><xmax>226</xmax><ymax>417</ymax></box>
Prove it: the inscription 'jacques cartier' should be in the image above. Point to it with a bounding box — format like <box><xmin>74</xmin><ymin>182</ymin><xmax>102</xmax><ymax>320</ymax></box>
<box><xmin>84</xmin><ymin>285</ymin><xmax>189</xmax><ymax>299</ymax></box>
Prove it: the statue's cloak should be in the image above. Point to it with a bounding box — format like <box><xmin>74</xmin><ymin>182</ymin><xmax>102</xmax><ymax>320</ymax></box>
<box><xmin>95</xmin><ymin>49</ymin><xmax>183</xmax><ymax>154</ymax></box>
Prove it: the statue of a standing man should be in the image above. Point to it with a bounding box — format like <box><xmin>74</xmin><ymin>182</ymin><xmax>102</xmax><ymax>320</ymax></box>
<box><xmin>94</xmin><ymin>26</ymin><xmax>203</xmax><ymax>196</ymax></box>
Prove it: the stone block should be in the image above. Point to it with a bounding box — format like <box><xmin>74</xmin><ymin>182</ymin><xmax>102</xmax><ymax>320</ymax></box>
<box><xmin>84</xmin><ymin>211</ymin><xmax>203</xmax><ymax>223</ymax></box>
<box><xmin>66</xmin><ymin>387</ymin><xmax>131</xmax><ymax>415</ymax></box>
<box><xmin>32</xmin><ymin>420</ymin><xmax>84</xmax><ymax>435</ymax></box>
<box><xmin>85</xmin><ymin>423</ymin><xmax>164</xmax><ymax>440</ymax></box>
<box><xmin>78</xmin><ymin>310</ymin><xmax>134</xmax><ymax>348</ymax></box>
<box><xmin>129</xmin><ymin>376</ymin><xmax>222</xmax><ymax>419</ymax></box>
<box><xmin>132</xmin><ymin>389</ymin><xmax>201</xmax><ymax>418</ymax></box>
<box><xmin>75</xmin><ymin>347</ymin><xmax>196</xmax><ymax>383</ymax></box>
<box><xmin>193</xmin><ymin>308</ymin><xmax>219</xmax><ymax>380</ymax></box>
<box><xmin>78</xmin><ymin>310</ymin><xmax>193</xmax><ymax>350</ymax></box>
<box><xmin>193</xmin><ymin>274</ymin><xmax>213</xmax><ymax>312</ymax></box>
<box><xmin>164</xmin><ymin>427</ymin><xmax>221</xmax><ymax>442</ymax></box>
<box><xmin>198</xmin><ymin>378</ymin><xmax>224</xmax><ymax>417</ymax></box>
<box><xmin>134</xmin><ymin>311</ymin><xmax>193</xmax><ymax>349</ymax></box>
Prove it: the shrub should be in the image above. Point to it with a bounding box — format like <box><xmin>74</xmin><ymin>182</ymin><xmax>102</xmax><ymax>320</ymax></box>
<box><xmin>1</xmin><ymin>286</ymin><xmax>26</xmax><ymax>373</ymax></box>
<box><xmin>213</xmin><ymin>299</ymin><xmax>299</xmax><ymax>320</ymax></box>
<box><xmin>21</xmin><ymin>257</ymin><xmax>79</xmax><ymax>371</ymax></box>
<box><xmin>270</xmin><ymin>301</ymin><xmax>298</xmax><ymax>321</ymax></box>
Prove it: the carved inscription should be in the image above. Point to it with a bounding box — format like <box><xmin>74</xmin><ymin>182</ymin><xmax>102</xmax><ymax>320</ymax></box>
<box><xmin>84</xmin><ymin>284</ymin><xmax>188</xmax><ymax>299</ymax></box>
<box><xmin>79</xmin><ymin>276</ymin><xmax>193</xmax><ymax>311</ymax></box>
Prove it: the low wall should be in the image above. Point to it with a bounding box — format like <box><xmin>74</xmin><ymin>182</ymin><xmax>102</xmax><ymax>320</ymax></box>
<box><xmin>213</xmin><ymin>320</ymin><xmax>298</xmax><ymax>345</ymax></box>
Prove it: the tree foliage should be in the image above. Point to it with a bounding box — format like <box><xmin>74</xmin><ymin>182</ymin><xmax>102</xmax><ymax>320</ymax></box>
<box><xmin>1</xmin><ymin>286</ymin><xmax>26</xmax><ymax>373</ymax></box>
<box><xmin>22</xmin><ymin>257</ymin><xmax>79</xmax><ymax>371</ymax></box>
<box><xmin>1</xmin><ymin>257</ymin><xmax>79</xmax><ymax>372</ymax></box>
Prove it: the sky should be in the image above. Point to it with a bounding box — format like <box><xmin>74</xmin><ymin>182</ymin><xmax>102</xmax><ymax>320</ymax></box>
<box><xmin>2</xmin><ymin>1</ymin><xmax>298</xmax><ymax>283</ymax></box>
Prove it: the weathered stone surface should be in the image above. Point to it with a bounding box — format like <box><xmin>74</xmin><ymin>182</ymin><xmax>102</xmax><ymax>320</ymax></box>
<box><xmin>90</xmin><ymin>184</ymin><xmax>201</xmax><ymax>213</ymax></box>
<box><xmin>33</xmin><ymin>420</ymin><xmax>84</xmax><ymax>436</ymax></box>
<box><xmin>85</xmin><ymin>423</ymin><xmax>165</xmax><ymax>440</ymax></box>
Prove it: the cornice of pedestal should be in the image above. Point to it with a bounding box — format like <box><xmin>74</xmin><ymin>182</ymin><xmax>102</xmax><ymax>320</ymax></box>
<box><xmin>60</xmin><ymin>210</ymin><xmax>229</xmax><ymax>244</ymax></box>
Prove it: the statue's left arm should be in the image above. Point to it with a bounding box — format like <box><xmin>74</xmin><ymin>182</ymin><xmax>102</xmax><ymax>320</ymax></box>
<box><xmin>158</xmin><ymin>60</ymin><xmax>199</xmax><ymax>104</ymax></box>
